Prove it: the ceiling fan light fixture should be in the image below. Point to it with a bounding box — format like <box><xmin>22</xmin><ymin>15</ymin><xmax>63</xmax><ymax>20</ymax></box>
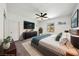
<box><xmin>35</xmin><ymin>12</ymin><xmax>48</xmax><ymax>21</ymax></box>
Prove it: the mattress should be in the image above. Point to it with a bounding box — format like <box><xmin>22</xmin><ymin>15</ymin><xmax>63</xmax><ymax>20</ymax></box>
<box><xmin>39</xmin><ymin>35</ymin><xmax>68</xmax><ymax>55</ymax></box>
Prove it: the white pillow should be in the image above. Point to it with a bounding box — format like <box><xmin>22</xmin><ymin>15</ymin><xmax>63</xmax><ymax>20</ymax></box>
<box><xmin>67</xmin><ymin>33</ymin><xmax>71</xmax><ymax>41</ymax></box>
<box><xmin>60</xmin><ymin>33</ymin><xmax>71</xmax><ymax>41</ymax></box>
<box><xmin>59</xmin><ymin>33</ymin><xmax>71</xmax><ymax>45</ymax></box>
<box><xmin>59</xmin><ymin>33</ymin><xmax>66</xmax><ymax>42</ymax></box>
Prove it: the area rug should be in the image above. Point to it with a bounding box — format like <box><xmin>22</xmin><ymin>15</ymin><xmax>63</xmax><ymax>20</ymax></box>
<box><xmin>22</xmin><ymin>41</ymin><xmax>43</xmax><ymax>56</ymax></box>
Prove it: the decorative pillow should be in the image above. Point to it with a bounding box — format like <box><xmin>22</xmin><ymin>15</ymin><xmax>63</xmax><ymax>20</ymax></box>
<box><xmin>59</xmin><ymin>38</ymin><xmax>68</xmax><ymax>45</ymax></box>
<box><xmin>59</xmin><ymin>33</ymin><xmax>66</xmax><ymax>42</ymax></box>
<box><xmin>55</xmin><ymin>32</ymin><xmax>62</xmax><ymax>41</ymax></box>
<box><xmin>59</xmin><ymin>33</ymin><xmax>71</xmax><ymax>46</ymax></box>
<box><xmin>59</xmin><ymin>33</ymin><xmax>71</xmax><ymax>45</ymax></box>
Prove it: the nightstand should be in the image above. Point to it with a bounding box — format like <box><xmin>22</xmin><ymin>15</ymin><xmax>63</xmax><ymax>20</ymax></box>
<box><xmin>0</xmin><ymin>40</ymin><xmax>16</xmax><ymax>56</ymax></box>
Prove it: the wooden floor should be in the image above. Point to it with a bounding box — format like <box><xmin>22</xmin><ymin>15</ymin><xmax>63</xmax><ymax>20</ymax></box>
<box><xmin>15</xmin><ymin>39</ymin><xmax>31</xmax><ymax>56</ymax></box>
<box><xmin>15</xmin><ymin>37</ymin><xmax>79</xmax><ymax>56</ymax></box>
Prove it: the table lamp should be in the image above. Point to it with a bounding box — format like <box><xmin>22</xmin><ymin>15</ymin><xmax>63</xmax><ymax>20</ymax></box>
<box><xmin>64</xmin><ymin>30</ymin><xmax>69</xmax><ymax>39</ymax></box>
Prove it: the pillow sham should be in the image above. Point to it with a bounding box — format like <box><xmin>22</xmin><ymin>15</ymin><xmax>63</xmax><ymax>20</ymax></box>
<box><xmin>59</xmin><ymin>33</ymin><xmax>71</xmax><ymax>45</ymax></box>
<box><xmin>55</xmin><ymin>32</ymin><xmax>62</xmax><ymax>41</ymax></box>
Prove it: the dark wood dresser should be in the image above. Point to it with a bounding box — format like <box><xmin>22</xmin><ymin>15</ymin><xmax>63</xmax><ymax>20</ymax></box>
<box><xmin>0</xmin><ymin>40</ymin><xmax>16</xmax><ymax>56</ymax></box>
<box><xmin>70</xmin><ymin>29</ymin><xmax>79</xmax><ymax>49</ymax></box>
<box><xmin>23</xmin><ymin>31</ymin><xmax>37</xmax><ymax>39</ymax></box>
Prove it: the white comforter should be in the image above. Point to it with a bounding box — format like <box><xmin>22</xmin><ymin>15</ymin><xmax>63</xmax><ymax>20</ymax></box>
<box><xmin>39</xmin><ymin>35</ymin><xmax>68</xmax><ymax>55</ymax></box>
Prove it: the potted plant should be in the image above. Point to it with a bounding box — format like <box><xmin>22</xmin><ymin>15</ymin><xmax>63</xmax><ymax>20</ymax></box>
<box><xmin>3</xmin><ymin>36</ymin><xmax>12</xmax><ymax>49</ymax></box>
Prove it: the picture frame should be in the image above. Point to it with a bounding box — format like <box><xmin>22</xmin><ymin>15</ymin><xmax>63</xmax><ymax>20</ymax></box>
<box><xmin>47</xmin><ymin>23</ymin><xmax>55</xmax><ymax>32</ymax></box>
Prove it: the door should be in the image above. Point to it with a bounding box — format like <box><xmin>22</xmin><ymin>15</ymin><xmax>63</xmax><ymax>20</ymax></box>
<box><xmin>8</xmin><ymin>20</ymin><xmax>20</xmax><ymax>41</ymax></box>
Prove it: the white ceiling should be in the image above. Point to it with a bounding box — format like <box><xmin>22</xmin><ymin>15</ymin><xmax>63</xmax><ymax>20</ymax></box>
<box><xmin>7</xmin><ymin>3</ymin><xmax>77</xmax><ymax>19</ymax></box>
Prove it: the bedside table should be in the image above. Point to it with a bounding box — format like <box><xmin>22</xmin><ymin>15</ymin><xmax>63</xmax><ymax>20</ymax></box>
<box><xmin>0</xmin><ymin>40</ymin><xmax>16</xmax><ymax>56</ymax></box>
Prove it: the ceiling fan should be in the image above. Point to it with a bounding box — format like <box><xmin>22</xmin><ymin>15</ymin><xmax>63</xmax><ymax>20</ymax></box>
<box><xmin>35</xmin><ymin>13</ymin><xmax>48</xmax><ymax>20</ymax></box>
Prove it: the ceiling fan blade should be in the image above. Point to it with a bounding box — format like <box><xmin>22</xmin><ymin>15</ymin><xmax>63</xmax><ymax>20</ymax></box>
<box><xmin>43</xmin><ymin>16</ymin><xmax>48</xmax><ymax>18</ymax></box>
<box><xmin>35</xmin><ymin>14</ymin><xmax>40</xmax><ymax>16</ymax></box>
<box><xmin>42</xmin><ymin>13</ymin><xmax>47</xmax><ymax>17</ymax></box>
<box><xmin>36</xmin><ymin>17</ymin><xmax>40</xmax><ymax>19</ymax></box>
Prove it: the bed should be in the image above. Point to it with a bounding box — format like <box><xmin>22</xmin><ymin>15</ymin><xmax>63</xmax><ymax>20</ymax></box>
<box><xmin>31</xmin><ymin>34</ymin><xmax>78</xmax><ymax>56</ymax></box>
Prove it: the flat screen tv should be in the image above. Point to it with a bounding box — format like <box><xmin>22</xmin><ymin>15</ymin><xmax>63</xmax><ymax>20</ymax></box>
<box><xmin>71</xmin><ymin>9</ymin><xmax>78</xmax><ymax>28</ymax></box>
<box><xmin>24</xmin><ymin>21</ymin><xmax>35</xmax><ymax>29</ymax></box>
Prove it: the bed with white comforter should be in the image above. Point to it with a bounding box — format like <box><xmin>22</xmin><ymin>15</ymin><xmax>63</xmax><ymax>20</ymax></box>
<box><xmin>39</xmin><ymin>35</ymin><xmax>67</xmax><ymax>55</ymax></box>
<box><xmin>31</xmin><ymin>33</ymin><xmax>78</xmax><ymax>56</ymax></box>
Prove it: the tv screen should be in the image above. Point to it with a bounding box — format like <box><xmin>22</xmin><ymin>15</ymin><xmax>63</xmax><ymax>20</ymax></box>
<box><xmin>24</xmin><ymin>21</ymin><xmax>35</xmax><ymax>29</ymax></box>
<box><xmin>71</xmin><ymin>9</ymin><xmax>78</xmax><ymax>28</ymax></box>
